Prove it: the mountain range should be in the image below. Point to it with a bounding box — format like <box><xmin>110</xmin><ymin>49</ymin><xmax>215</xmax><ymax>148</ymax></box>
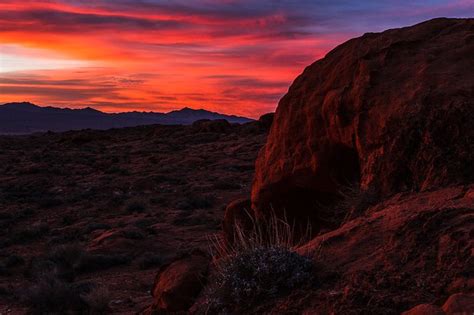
<box><xmin>0</xmin><ymin>102</ymin><xmax>253</xmax><ymax>134</ymax></box>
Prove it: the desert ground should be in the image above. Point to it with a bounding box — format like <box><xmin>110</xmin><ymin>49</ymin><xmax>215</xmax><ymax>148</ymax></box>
<box><xmin>0</xmin><ymin>119</ymin><xmax>269</xmax><ymax>314</ymax></box>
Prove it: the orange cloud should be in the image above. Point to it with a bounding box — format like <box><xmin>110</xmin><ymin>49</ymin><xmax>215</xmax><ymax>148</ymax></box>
<box><xmin>1</xmin><ymin>0</ymin><xmax>472</xmax><ymax>117</ymax></box>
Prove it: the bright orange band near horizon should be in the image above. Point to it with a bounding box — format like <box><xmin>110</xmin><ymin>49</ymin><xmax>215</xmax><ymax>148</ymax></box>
<box><xmin>1</xmin><ymin>0</ymin><xmax>472</xmax><ymax>117</ymax></box>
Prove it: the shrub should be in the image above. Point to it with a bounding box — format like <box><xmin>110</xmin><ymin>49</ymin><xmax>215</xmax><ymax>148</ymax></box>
<box><xmin>47</xmin><ymin>244</ymin><xmax>84</xmax><ymax>270</ymax></box>
<box><xmin>2</xmin><ymin>254</ymin><xmax>24</xmax><ymax>268</ymax></box>
<box><xmin>337</xmin><ymin>183</ymin><xmax>379</xmax><ymax>224</ymax></box>
<box><xmin>212</xmin><ymin>180</ymin><xmax>241</xmax><ymax>190</ymax></box>
<box><xmin>205</xmin><ymin>210</ymin><xmax>314</xmax><ymax>312</ymax></box>
<box><xmin>135</xmin><ymin>252</ymin><xmax>163</xmax><ymax>270</ymax></box>
<box><xmin>12</xmin><ymin>223</ymin><xmax>50</xmax><ymax>244</ymax></box>
<box><xmin>21</xmin><ymin>274</ymin><xmax>84</xmax><ymax>313</ymax></box>
<box><xmin>81</xmin><ymin>286</ymin><xmax>111</xmax><ymax>314</ymax></box>
<box><xmin>121</xmin><ymin>228</ymin><xmax>146</xmax><ymax>240</ymax></box>
<box><xmin>85</xmin><ymin>222</ymin><xmax>111</xmax><ymax>233</ymax></box>
<box><xmin>125</xmin><ymin>201</ymin><xmax>147</xmax><ymax>213</ymax></box>
<box><xmin>176</xmin><ymin>194</ymin><xmax>214</xmax><ymax>210</ymax></box>
<box><xmin>206</xmin><ymin>246</ymin><xmax>313</xmax><ymax>312</ymax></box>
<box><xmin>77</xmin><ymin>254</ymin><xmax>130</xmax><ymax>272</ymax></box>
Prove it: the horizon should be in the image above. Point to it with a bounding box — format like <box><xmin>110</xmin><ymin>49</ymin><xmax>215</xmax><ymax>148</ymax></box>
<box><xmin>0</xmin><ymin>101</ymin><xmax>253</xmax><ymax>117</ymax></box>
<box><xmin>1</xmin><ymin>1</ymin><xmax>473</xmax><ymax>118</ymax></box>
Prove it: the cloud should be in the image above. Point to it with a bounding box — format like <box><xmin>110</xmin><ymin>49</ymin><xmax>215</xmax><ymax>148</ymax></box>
<box><xmin>0</xmin><ymin>0</ymin><xmax>473</xmax><ymax>117</ymax></box>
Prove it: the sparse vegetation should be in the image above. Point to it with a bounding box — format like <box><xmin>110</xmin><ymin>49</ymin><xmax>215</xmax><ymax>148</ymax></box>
<box><xmin>78</xmin><ymin>253</ymin><xmax>130</xmax><ymax>272</ymax></box>
<box><xmin>205</xmin><ymin>246</ymin><xmax>313</xmax><ymax>312</ymax></box>
<box><xmin>205</xmin><ymin>211</ymin><xmax>314</xmax><ymax>312</ymax></box>
<box><xmin>176</xmin><ymin>194</ymin><xmax>215</xmax><ymax>210</ymax></box>
<box><xmin>337</xmin><ymin>183</ymin><xmax>378</xmax><ymax>225</ymax></box>
<box><xmin>12</xmin><ymin>222</ymin><xmax>50</xmax><ymax>244</ymax></box>
<box><xmin>21</xmin><ymin>274</ymin><xmax>85</xmax><ymax>313</ymax></box>
<box><xmin>81</xmin><ymin>286</ymin><xmax>111</xmax><ymax>314</ymax></box>
<box><xmin>135</xmin><ymin>252</ymin><xmax>164</xmax><ymax>270</ymax></box>
<box><xmin>125</xmin><ymin>201</ymin><xmax>147</xmax><ymax>213</ymax></box>
<box><xmin>0</xmin><ymin>123</ymin><xmax>267</xmax><ymax>313</ymax></box>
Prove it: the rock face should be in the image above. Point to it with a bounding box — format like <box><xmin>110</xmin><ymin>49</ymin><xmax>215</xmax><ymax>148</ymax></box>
<box><xmin>290</xmin><ymin>185</ymin><xmax>474</xmax><ymax>314</ymax></box>
<box><xmin>251</xmin><ymin>18</ymin><xmax>474</xmax><ymax>226</ymax></box>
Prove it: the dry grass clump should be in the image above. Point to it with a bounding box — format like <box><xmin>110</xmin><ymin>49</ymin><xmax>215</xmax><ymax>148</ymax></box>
<box><xmin>204</xmin><ymin>210</ymin><xmax>314</xmax><ymax>313</ymax></box>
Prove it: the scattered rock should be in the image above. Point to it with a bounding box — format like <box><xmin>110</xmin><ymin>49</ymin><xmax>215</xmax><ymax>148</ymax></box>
<box><xmin>147</xmin><ymin>251</ymin><xmax>210</xmax><ymax>313</ymax></box>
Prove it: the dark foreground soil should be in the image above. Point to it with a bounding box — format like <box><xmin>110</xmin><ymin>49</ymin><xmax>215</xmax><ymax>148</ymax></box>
<box><xmin>0</xmin><ymin>121</ymin><xmax>267</xmax><ymax>314</ymax></box>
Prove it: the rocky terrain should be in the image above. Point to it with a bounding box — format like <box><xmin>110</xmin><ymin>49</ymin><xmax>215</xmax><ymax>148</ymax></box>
<box><xmin>146</xmin><ymin>18</ymin><xmax>473</xmax><ymax>314</ymax></box>
<box><xmin>1</xmin><ymin>17</ymin><xmax>473</xmax><ymax>315</ymax></box>
<box><xmin>0</xmin><ymin>118</ymin><xmax>270</xmax><ymax>314</ymax></box>
<box><xmin>214</xmin><ymin>18</ymin><xmax>473</xmax><ymax>314</ymax></box>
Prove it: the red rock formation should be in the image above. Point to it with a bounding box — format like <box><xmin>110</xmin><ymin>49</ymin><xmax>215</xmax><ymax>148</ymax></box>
<box><xmin>402</xmin><ymin>304</ymin><xmax>445</xmax><ymax>315</ymax></box>
<box><xmin>442</xmin><ymin>293</ymin><xmax>474</xmax><ymax>314</ymax></box>
<box><xmin>145</xmin><ymin>252</ymin><xmax>209</xmax><ymax>313</ymax></box>
<box><xmin>290</xmin><ymin>185</ymin><xmax>473</xmax><ymax>313</ymax></box>
<box><xmin>251</xmin><ymin>18</ymin><xmax>474</xmax><ymax>227</ymax></box>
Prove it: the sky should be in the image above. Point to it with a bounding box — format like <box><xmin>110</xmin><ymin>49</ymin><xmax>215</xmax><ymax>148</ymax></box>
<box><xmin>0</xmin><ymin>1</ymin><xmax>473</xmax><ymax>117</ymax></box>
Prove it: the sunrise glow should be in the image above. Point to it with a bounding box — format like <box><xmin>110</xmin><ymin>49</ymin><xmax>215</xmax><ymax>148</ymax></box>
<box><xmin>1</xmin><ymin>0</ymin><xmax>473</xmax><ymax>117</ymax></box>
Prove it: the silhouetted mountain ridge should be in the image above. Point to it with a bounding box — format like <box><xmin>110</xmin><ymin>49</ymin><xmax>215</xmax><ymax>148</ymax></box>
<box><xmin>0</xmin><ymin>102</ymin><xmax>253</xmax><ymax>134</ymax></box>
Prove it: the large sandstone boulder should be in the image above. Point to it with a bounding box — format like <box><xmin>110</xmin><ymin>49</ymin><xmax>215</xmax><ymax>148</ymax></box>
<box><xmin>251</xmin><ymin>18</ymin><xmax>474</xmax><ymax>226</ymax></box>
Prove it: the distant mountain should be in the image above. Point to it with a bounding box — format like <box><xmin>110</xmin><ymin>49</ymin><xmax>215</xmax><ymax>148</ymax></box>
<box><xmin>0</xmin><ymin>102</ymin><xmax>253</xmax><ymax>134</ymax></box>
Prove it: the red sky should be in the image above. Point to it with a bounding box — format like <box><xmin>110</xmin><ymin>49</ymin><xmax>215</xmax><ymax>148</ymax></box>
<box><xmin>0</xmin><ymin>1</ymin><xmax>473</xmax><ymax>118</ymax></box>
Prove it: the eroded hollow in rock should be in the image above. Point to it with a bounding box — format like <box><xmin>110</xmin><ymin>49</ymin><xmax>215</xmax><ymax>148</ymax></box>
<box><xmin>254</xmin><ymin>143</ymin><xmax>361</xmax><ymax>236</ymax></box>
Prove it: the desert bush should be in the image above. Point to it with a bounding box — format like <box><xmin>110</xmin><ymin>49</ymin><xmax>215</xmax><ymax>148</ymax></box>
<box><xmin>0</xmin><ymin>254</ymin><xmax>24</xmax><ymax>275</ymax></box>
<box><xmin>1</xmin><ymin>254</ymin><xmax>24</xmax><ymax>268</ymax></box>
<box><xmin>176</xmin><ymin>194</ymin><xmax>214</xmax><ymax>210</ymax></box>
<box><xmin>204</xmin><ymin>211</ymin><xmax>314</xmax><ymax>312</ymax></box>
<box><xmin>12</xmin><ymin>222</ymin><xmax>49</xmax><ymax>244</ymax></box>
<box><xmin>38</xmin><ymin>197</ymin><xmax>63</xmax><ymax>209</ymax></box>
<box><xmin>121</xmin><ymin>228</ymin><xmax>146</xmax><ymax>239</ymax></box>
<box><xmin>62</xmin><ymin>214</ymin><xmax>76</xmax><ymax>225</ymax></box>
<box><xmin>81</xmin><ymin>286</ymin><xmax>111</xmax><ymax>314</ymax></box>
<box><xmin>0</xmin><ymin>212</ymin><xmax>13</xmax><ymax>220</ymax></box>
<box><xmin>125</xmin><ymin>201</ymin><xmax>147</xmax><ymax>213</ymax></box>
<box><xmin>212</xmin><ymin>180</ymin><xmax>241</xmax><ymax>190</ymax></box>
<box><xmin>337</xmin><ymin>183</ymin><xmax>379</xmax><ymax>224</ymax></box>
<box><xmin>205</xmin><ymin>246</ymin><xmax>313</xmax><ymax>312</ymax></box>
<box><xmin>135</xmin><ymin>252</ymin><xmax>163</xmax><ymax>270</ymax></box>
<box><xmin>77</xmin><ymin>254</ymin><xmax>130</xmax><ymax>272</ymax></box>
<box><xmin>47</xmin><ymin>244</ymin><xmax>84</xmax><ymax>270</ymax></box>
<box><xmin>85</xmin><ymin>222</ymin><xmax>111</xmax><ymax>233</ymax></box>
<box><xmin>21</xmin><ymin>274</ymin><xmax>85</xmax><ymax>313</ymax></box>
<box><xmin>0</xmin><ymin>285</ymin><xmax>10</xmax><ymax>296</ymax></box>
<box><xmin>133</xmin><ymin>218</ymin><xmax>154</xmax><ymax>229</ymax></box>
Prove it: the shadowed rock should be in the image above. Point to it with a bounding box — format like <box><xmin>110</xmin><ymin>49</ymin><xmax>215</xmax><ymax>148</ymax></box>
<box><xmin>251</xmin><ymin>18</ymin><xmax>474</xmax><ymax>228</ymax></box>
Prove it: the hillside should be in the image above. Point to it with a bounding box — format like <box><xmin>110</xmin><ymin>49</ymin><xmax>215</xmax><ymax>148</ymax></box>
<box><xmin>0</xmin><ymin>102</ymin><xmax>253</xmax><ymax>134</ymax></box>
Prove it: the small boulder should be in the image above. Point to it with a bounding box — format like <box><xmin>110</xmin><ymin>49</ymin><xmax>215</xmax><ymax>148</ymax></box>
<box><xmin>402</xmin><ymin>304</ymin><xmax>445</xmax><ymax>315</ymax></box>
<box><xmin>258</xmin><ymin>113</ymin><xmax>274</xmax><ymax>130</ymax></box>
<box><xmin>148</xmin><ymin>251</ymin><xmax>209</xmax><ymax>313</ymax></box>
<box><xmin>442</xmin><ymin>293</ymin><xmax>474</xmax><ymax>314</ymax></box>
<box><xmin>192</xmin><ymin>119</ymin><xmax>231</xmax><ymax>133</ymax></box>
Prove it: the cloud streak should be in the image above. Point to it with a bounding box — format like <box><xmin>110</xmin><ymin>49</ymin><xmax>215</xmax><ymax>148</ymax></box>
<box><xmin>0</xmin><ymin>0</ymin><xmax>473</xmax><ymax>117</ymax></box>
